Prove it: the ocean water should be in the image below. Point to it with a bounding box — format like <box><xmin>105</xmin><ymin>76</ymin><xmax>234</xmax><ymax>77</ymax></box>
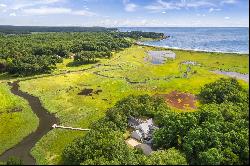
<box><xmin>119</xmin><ymin>27</ymin><xmax>249</xmax><ymax>54</ymax></box>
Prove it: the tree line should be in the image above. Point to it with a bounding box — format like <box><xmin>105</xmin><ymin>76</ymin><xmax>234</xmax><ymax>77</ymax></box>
<box><xmin>62</xmin><ymin>78</ymin><xmax>249</xmax><ymax>165</ymax></box>
<box><xmin>0</xmin><ymin>32</ymin><xmax>133</xmax><ymax>75</ymax></box>
<box><xmin>0</xmin><ymin>25</ymin><xmax>118</xmax><ymax>34</ymax></box>
<box><xmin>0</xmin><ymin>30</ymin><xmax>166</xmax><ymax>76</ymax></box>
<box><xmin>112</xmin><ymin>31</ymin><xmax>166</xmax><ymax>40</ymax></box>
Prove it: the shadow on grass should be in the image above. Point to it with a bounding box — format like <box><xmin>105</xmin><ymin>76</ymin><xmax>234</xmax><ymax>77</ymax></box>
<box><xmin>0</xmin><ymin>72</ymin><xmax>16</xmax><ymax>81</ymax></box>
<box><xmin>0</xmin><ymin>71</ymin><xmax>53</xmax><ymax>82</ymax></box>
<box><xmin>66</xmin><ymin>60</ymin><xmax>99</xmax><ymax>67</ymax></box>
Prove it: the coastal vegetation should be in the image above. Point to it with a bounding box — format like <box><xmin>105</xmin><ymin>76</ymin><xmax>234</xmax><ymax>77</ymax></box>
<box><xmin>112</xmin><ymin>31</ymin><xmax>166</xmax><ymax>40</ymax></box>
<box><xmin>62</xmin><ymin>95</ymin><xmax>187</xmax><ymax>165</ymax></box>
<box><xmin>0</xmin><ymin>31</ymin><xmax>166</xmax><ymax>76</ymax></box>
<box><xmin>0</xmin><ymin>32</ymin><xmax>132</xmax><ymax>75</ymax></box>
<box><xmin>62</xmin><ymin>78</ymin><xmax>249</xmax><ymax>165</ymax></box>
<box><xmin>0</xmin><ymin>30</ymin><xmax>249</xmax><ymax>165</ymax></box>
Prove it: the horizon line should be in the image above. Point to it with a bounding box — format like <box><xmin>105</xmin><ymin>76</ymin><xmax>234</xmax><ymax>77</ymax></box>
<box><xmin>0</xmin><ymin>25</ymin><xmax>249</xmax><ymax>28</ymax></box>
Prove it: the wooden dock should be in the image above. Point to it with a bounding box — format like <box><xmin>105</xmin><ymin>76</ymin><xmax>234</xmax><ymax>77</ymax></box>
<box><xmin>52</xmin><ymin>124</ymin><xmax>90</xmax><ymax>131</ymax></box>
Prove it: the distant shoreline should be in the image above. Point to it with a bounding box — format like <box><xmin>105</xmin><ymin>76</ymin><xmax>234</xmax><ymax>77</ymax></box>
<box><xmin>136</xmin><ymin>41</ymin><xmax>249</xmax><ymax>55</ymax></box>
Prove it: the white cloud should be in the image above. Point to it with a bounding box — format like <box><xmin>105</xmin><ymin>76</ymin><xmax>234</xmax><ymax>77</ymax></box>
<box><xmin>125</xmin><ymin>3</ymin><xmax>137</xmax><ymax>12</ymax></box>
<box><xmin>23</xmin><ymin>7</ymin><xmax>71</xmax><ymax>15</ymax></box>
<box><xmin>220</xmin><ymin>0</ymin><xmax>238</xmax><ymax>5</ymax></box>
<box><xmin>145</xmin><ymin>0</ymin><xmax>180</xmax><ymax>11</ymax></box>
<box><xmin>10</xmin><ymin>0</ymin><xmax>64</xmax><ymax>10</ymax></box>
<box><xmin>0</xmin><ymin>4</ymin><xmax>7</xmax><ymax>8</ymax></box>
<box><xmin>0</xmin><ymin>3</ymin><xmax>7</xmax><ymax>12</ymax></box>
<box><xmin>196</xmin><ymin>13</ymin><xmax>207</xmax><ymax>17</ymax></box>
<box><xmin>22</xmin><ymin>7</ymin><xmax>96</xmax><ymax>16</ymax></box>
<box><xmin>99</xmin><ymin>18</ymin><xmax>150</xmax><ymax>27</ymax></box>
<box><xmin>1</xmin><ymin>0</ymin><xmax>96</xmax><ymax>17</ymax></box>
<box><xmin>42</xmin><ymin>0</ymin><xmax>62</xmax><ymax>3</ymax></box>
<box><xmin>72</xmin><ymin>10</ymin><xmax>96</xmax><ymax>16</ymax></box>
<box><xmin>1</xmin><ymin>0</ymin><xmax>248</xmax><ymax>27</ymax></box>
<box><xmin>209</xmin><ymin>8</ymin><xmax>221</xmax><ymax>13</ymax></box>
<box><xmin>9</xmin><ymin>12</ymin><xmax>16</xmax><ymax>16</ymax></box>
<box><xmin>123</xmin><ymin>0</ymin><xmax>138</xmax><ymax>12</ymax></box>
<box><xmin>145</xmin><ymin>0</ymin><xmax>216</xmax><ymax>12</ymax></box>
<box><xmin>185</xmin><ymin>1</ymin><xmax>215</xmax><ymax>8</ymax></box>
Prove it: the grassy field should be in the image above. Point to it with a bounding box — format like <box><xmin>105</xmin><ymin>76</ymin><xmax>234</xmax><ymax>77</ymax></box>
<box><xmin>0</xmin><ymin>83</ymin><xmax>38</xmax><ymax>155</ymax></box>
<box><xmin>0</xmin><ymin>45</ymin><xmax>248</xmax><ymax>164</ymax></box>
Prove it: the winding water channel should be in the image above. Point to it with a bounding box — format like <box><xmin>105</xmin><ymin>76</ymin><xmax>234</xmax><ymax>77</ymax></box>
<box><xmin>0</xmin><ymin>81</ymin><xmax>58</xmax><ymax>165</ymax></box>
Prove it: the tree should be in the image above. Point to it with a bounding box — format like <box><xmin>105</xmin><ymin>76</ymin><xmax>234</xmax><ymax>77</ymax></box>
<box><xmin>198</xmin><ymin>148</ymin><xmax>223</xmax><ymax>165</ymax></box>
<box><xmin>114</xmin><ymin>95</ymin><xmax>168</xmax><ymax>119</ymax></box>
<box><xmin>54</xmin><ymin>45</ymin><xmax>69</xmax><ymax>57</ymax></box>
<box><xmin>153</xmin><ymin>111</ymin><xmax>199</xmax><ymax>149</ymax></box>
<box><xmin>81</xmin><ymin>157</ymin><xmax>120</xmax><ymax>165</ymax></box>
<box><xmin>221</xmin><ymin>148</ymin><xmax>240</xmax><ymax>165</ymax></box>
<box><xmin>74</xmin><ymin>51</ymin><xmax>97</xmax><ymax>64</ymax></box>
<box><xmin>0</xmin><ymin>31</ymin><xmax>137</xmax><ymax>75</ymax></box>
<box><xmin>7</xmin><ymin>54</ymin><xmax>57</xmax><ymax>75</ymax></box>
<box><xmin>62</xmin><ymin>77</ymin><xmax>249</xmax><ymax>165</ymax></box>
<box><xmin>0</xmin><ymin>59</ymin><xmax>7</xmax><ymax>72</ymax></box>
<box><xmin>62</xmin><ymin>120</ymin><xmax>144</xmax><ymax>165</ymax></box>
<box><xmin>147</xmin><ymin>148</ymin><xmax>187</xmax><ymax>165</ymax></box>
<box><xmin>199</xmin><ymin>78</ymin><xmax>248</xmax><ymax>104</ymax></box>
<box><xmin>182</xmin><ymin>102</ymin><xmax>248</xmax><ymax>165</ymax></box>
<box><xmin>105</xmin><ymin>108</ymin><xmax>128</xmax><ymax>131</ymax></box>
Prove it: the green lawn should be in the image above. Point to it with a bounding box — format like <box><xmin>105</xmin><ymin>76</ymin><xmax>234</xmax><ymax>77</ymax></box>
<box><xmin>0</xmin><ymin>45</ymin><xmax>248</xmax><ymax>164</ymax></box>
<box><xmin>0</xmin><ymin>83</ymin><xmax>38</xmax><ymax>155</ymax></box>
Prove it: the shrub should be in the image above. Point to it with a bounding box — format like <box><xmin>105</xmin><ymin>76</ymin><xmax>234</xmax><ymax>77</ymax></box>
<box><xmin>199</xmin><ymin>78</ymin><xmax>248</xmax><ymax>104</ymax></box>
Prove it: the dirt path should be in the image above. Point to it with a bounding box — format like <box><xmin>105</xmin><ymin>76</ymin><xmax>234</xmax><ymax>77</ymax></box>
<box><xmin>0</xmin><ymin>81</ymin><xmax>58</xmax><ymax>165</ymax></box>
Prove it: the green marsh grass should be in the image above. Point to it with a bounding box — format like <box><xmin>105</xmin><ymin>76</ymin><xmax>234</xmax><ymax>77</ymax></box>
<box><xmin>1</xmin><ymin>45</ymin><xmax>248</xmax><ymax>164</ymax></box>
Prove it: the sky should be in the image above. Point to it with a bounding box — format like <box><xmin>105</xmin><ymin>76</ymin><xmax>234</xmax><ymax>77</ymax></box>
<box><xmin>0</xmin><ymin>0</ymin><xmax>249</xmax><ymax>27</ymax></box>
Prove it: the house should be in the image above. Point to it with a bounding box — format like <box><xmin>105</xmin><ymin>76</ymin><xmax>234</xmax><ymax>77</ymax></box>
<box><xmin>128</xmin><ymin>116</ymin><xmax>158</xmax><ymax>144</ymax></box>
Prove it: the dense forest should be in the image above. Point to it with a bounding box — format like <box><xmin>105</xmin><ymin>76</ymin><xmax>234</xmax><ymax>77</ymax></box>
<box><xmin>62</xmin><ymin>78</ymin><xmax>249</xmax><ymax>165</ymax></box>
<box><xmin>0</xmin><ymin>30</ymin><xmax>165</xmax><ymax>76</ymax></box>
<box><xmin>0</xmin><ymin>26</ymin><xmax>118</xmax><ymax>34</ymax></box>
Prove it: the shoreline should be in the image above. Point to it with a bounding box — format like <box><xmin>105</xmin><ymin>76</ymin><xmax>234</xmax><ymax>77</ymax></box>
<box><xmin>136</xmin><ymin>42</ymin><xmax>249</xmax><ymax>55</ymax></box>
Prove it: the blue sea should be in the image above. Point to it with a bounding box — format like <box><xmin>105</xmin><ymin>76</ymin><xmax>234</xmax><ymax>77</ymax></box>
<box><xmin>119</xmin><ymin>27</ymin><xmax>249</xmax><ymax>54</ymax></box>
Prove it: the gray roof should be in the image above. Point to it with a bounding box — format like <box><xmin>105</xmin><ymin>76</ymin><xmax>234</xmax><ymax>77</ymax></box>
<box><xmin>128</xmin><ymin>116</ymin><xmax>140</xmax><ymax>126</ymax></box>
<box><xmin>131</xmin><ymin>130</ymin><xmax>142</xmax><ymax>141</ymax></box>
<box><xmin>146</xmin><ymin>118</ymin><xmax>153</xmax><ymax>126</ymax></box>
<box><xmin>135</xmin><ymin>144</ymin><xmax>153</xmax><ymax>156</ymax></box>
<box><xmin>138</xmin><ymin>123</ymin><xmax>150</xmax><ymax>134</ymax></box>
